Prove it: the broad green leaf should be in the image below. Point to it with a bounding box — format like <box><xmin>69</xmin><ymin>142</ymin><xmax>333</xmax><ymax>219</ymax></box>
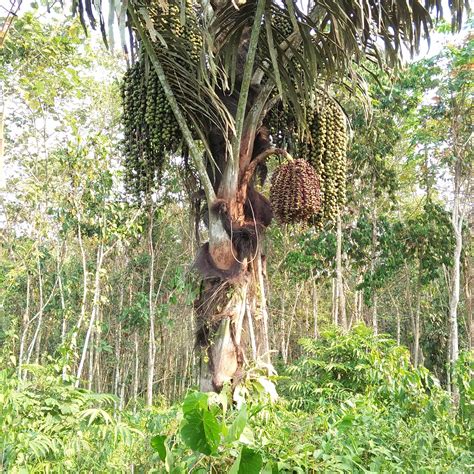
<box><xmin>150</xmin><ymin>435</ymin><xmax>167</xmax><ymax>462</ymax></box>
<box><xmin>202</xmin><ymin>409</ymin><xmax>221</xmax><ymax>452</ymax></box>
<box><xmin>225</xmin><ymin>404</ymin><xmax>247</xmax><ymax>443</ymax></box>
<box><xmin>181</xmin><ymin>405</ymin><xmax>220</xmax><ymax>455</ymax></box>
<box><xmin>182</xmin><ymin>391</ymin><xmax>208</xmax><ymax>415</ymax></box>
<box><xmin>230</xmin><ymin>446</ymin><xmax>263</xmax><ymax>474</ymax></box>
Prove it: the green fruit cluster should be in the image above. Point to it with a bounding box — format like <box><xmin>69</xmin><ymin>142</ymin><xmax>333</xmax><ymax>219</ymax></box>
<box><xmin>270</xmin><ymin>159</ymin><xmax>321</xmax><ymax>224</ymax></box>
<box><xmin>307</xmin><ymin>98</ymin><xmax>347</xmax><ymax>226</ymax></box>
<box><xmin>161</xmin><ymin>2</ymin><xmax>202</xmax><ymax>63</ymax></box>
<box><xmin>273</xmin><ymin>13</ymin><xmax>293</xmax><ymax>42</ymax></box>
<box><xmin>120</xmin><ymin>1</ymin><xmax>202</xmax><ymax>196</ymax></box>
<box><xmin>121</xmin><ymin>56</ymin><xmax>181</xmax><ymax>196</ymax></box>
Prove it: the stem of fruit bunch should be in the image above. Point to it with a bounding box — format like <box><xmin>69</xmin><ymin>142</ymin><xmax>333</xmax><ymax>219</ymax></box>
<box><xmin>240</xmin><ymin>147</ymin><xmax>292</xmax><ymax>190</ymax></box>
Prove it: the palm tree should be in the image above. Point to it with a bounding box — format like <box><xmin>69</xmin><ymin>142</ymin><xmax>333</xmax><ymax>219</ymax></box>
<box><xmin>72</xmin><ymin>0</ymin><xmax>468</xmax><ymax>392</ymax></box>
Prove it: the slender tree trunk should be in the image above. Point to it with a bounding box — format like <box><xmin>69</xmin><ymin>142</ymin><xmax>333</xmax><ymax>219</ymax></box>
<box><xmin>146</xmin><ymin>205</ymin><xmax>156</xmax><ymax>407</ymax></box>
<box><xmin>449</xmin><ymin>158</ymin><xmax>463</xmax><ymax>398</ymax></box>
<box><xmin>312</xmin><ymin>279</ymin><xmax>319</xmax><ymax>339</ymax></box>
<box><xmin>76</xmin><ymin>244</ymin><xmax>104</xmax><ymax>386</ymax></box>
<box><xmin>284</xmin><ymin>283</ymin><xmax>304</xmax><ymax>363</ymax></box>
<box><xmin>87</xmin><ymin>330</ymin><xmax>94</xmax><ymax>390</ymax></box>
<box><xmin>0</xmin><ymin>82</ymin><xmax>5</xmax><ymax>189</ymax></box>
<box><xmin>133</xmin><ymin>331</ymin><xmax>139</xmax><ymax>414</ymax></box>
<box><xmin>71</xmin><ymin>223</ymin><xmax>88</xmax><ymax>363</ymax></box>
<box><xmin>115</xmin><ymin>323</ymin><xmax>122</xmax><ymax>394</ymax></box>
<box><xmin>332</xmin><ymin>277</ymin><xmax>337</xmax><ymax>326</ymax></box>
<box><xmin>114</xmin><ymin>286</ymin><xmax>125</xmax><ymax>398</ymax></box>
<box><xmin>26</xmin><ymin>253</ymin><xmax>44</xmax><ymax>365</ymax></box>
<box><xmin>414</xmin><ymin>274</ymin><xmax>422</xmax><ymax>368</ymax></box>
<box><xmin>280</xmin><ymin>290</ymin><xmax>287</xmax><ymax>363</ymax></box>
<box><xmin>18</xmin><ymin>273</ymin><xmax>31</xmax><ymax>379</ymax></box>
<box><xmin>370</xmin><ymin>203</ymin><xmax>378</xmax><ymax>335</ymax></box>
<box><xmin>58</xmin><ymin>262</ymin><xmax>68</xmax><ymax>379</ymax></box>
<box><xmin>464</xmin><ymin>254</ymin><xmax>473</xmax><ymax>350</ymax></box>
<box><xmin>389</xmin><ymin>292</ymin><xmax>401</xmax><ymax>346</ymax></box>
<box><xmin>336</xmin><ymin>214</ymin><xmax>347</xmax><ymax>331</ymax></box>
<box><xmin>353</xmin><ymin>289</ymin><xmax>359</xmax><ymax>325</ymax></box>
<box><xmin>256</xmin><ymin>254</ymin><xmax>271</xmax><ymax>363</ymax></box>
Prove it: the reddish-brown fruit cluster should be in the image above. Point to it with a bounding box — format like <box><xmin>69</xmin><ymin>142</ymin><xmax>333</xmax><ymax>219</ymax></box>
<box><xmin>270</xmin><ymin>159</ymin><xmax>321</xmax><ymax>224</ymax></box>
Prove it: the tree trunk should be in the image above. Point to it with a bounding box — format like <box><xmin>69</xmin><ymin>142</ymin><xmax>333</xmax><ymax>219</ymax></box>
<box><xmin>370</xmin><ymin>201</ymin><xmax>378</xmax><ymax>334</ymax></box>
<box><xmin>76</xmin><ymin>244</ymin><xmax>104</xmax><ymax>386</ymax></box>
<box><xmin>336</xmin><ymin>214</ymin><xmax>347</xmax><ymax>331</ymax></box>
<box><xmin>464</xmin><ymin>254</ymin><xmax>473</xmax><ymax>350</ymax></box>
<box><xmin>58</xmin><ymin>262</ymin><xmax>68</xmax><ymax>380</ymax></box>
<box><xmin>284</xmin><ymin>283</ymin><xmax>304</xmax><ymax>365</ymax></box>
<box><xmin>0</xmin><ymin>82</ymin><xmax>5</xmax><ymax>189</ymax></box>
<box><xmin>133</xmin><ymin>331</ymin><xmax>140</xmax><ymax>414</ymax></box>
<box><xmin>389</xmin><ymin>292</ymin><xmax>401</xmax><ymax>345</ymax></box>
<box><xmin>449</xmin><ymin>158</ymin><xmax>463</xmax><ymax>398</ymax></box>
<box><xmin>18</xmin><ymin>273</ymin><xmax>31</xmax><ymax>379</ymax></box>
<box><xmin>311</xmin><ymin>278</ymin><xmax>319</xmax><ymax>339</ymax></box>
<box><xmin>332</xmin><ymin>277</ymin><xmax>337</xmax><ymax>326</ymax></box>
<box><xmin>71</xmin><ymin>223</ymin><xmax>88</xmax><ymax>364</ymax></box>
<box><xmin>26</xmin><ymin>253</ymin><xmax>44</xmax><ymax>365</ymax></box>
<box><xmin>146</xmin><ymin>205</ymin><xmax>156</xmax><ymax>407</ymax></box>
<box><xmin>414</xmin><ymin>288</ymin><xmax>421</xmax><ymax>367</ymax></box>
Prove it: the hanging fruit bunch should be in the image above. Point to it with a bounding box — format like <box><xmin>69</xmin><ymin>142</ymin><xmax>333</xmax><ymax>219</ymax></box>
<box><xmin>267</xmin><ymin>95</ymin><xmax>347</xmax><ymax>227</ymax></box>
<box><xmin>270</xmin><ymin>158</ymin><xmax>321</xmax><ymax>224</ymax></box>
<box><xmin>306</xmin><ymin>97</ymin><xmax>347</xmax><ymax>226</ymax></box>
<box><xmin>121</xmin><ymin>1</ymin><xmax>202</xmax><ymax>197</ymax></box>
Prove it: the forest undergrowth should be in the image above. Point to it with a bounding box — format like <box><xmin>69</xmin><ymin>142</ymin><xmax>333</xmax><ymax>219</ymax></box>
<box><xmin>1</xmin><ymin>326</ymin><xmax>472</xmax><ymax>473</ymax></box>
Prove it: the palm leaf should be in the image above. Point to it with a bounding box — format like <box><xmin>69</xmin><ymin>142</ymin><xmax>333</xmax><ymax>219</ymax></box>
<box><xmin>69</xmin><ymin>0</ymin><xmax>469</xmax><ymax>186</ymax></box>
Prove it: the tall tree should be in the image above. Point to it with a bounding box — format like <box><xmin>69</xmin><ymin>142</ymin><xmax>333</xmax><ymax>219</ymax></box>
<box><xmin>71</xmin><ymin>0</ymin><xmax>469</xmax><ymax>391</ymax></box>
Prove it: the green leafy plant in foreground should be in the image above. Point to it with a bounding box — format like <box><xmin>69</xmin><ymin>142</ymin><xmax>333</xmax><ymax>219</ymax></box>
<box><xmin>1</xmin><ymin>327</ymin><xmax>472</xmax><ymax>473</ymax></box>
<box><xmin>0</xmin><ymin>365</ymin><xmax>149</xmax><ymax>472</ymax></box>
<box><xmin>149</xmin><ymin>326</ymin><xmax>472</xmax><ymax>473</ymax></box>
<box><xmin>150</xmin><ymin>389</ymin><xmax>266</xmax><ymax>473</ymax></box>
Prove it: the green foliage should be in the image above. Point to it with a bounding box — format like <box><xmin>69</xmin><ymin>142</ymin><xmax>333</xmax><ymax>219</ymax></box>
<box><xmin>0</xmin><ymin>366</ymin><xmax>150</xmax><ymax>472</ymax></box>
<box><xmin>274</xmin><ymin>326</ymin><xmax>472</xmax><ymax>472</ymax></box>
<box><xmin>2</xmin><ymin>330</ymin><xmax>471</xmax><ymax>472</ymax></box>
<box><xmin>453</xmin><ymin>350</ymin><xmax>474</xmax><ymax>423</ymax></box>
<box><xmin>282</xmin><ymin>325</ymin><xmax>442</xmax><ymax>411</ymax></box>
<box><xmin>148</xmin><ymin>390</ymin><xmax>263</xmax><ymax>472</ymax></box>
<box><xmin>143</xmin><ymin>327</ymin><xmax>472</xmax><ymax>473</ymax></box>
